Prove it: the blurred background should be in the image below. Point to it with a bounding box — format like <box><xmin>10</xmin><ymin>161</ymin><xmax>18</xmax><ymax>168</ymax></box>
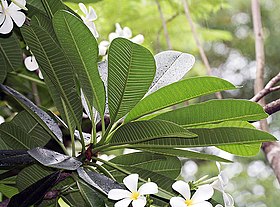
<box><xmin>2</xmin><ymin>0</ymin><xmax>280</xmax><ymax>206</ymax></box>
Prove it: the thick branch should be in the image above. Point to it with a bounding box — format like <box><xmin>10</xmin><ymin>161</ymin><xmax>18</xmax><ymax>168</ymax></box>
<box><xmin>264</xmin><ymin>99</ymin><xmax>280</xmax><ymax>115</ymax></box>
<box><xmin>182</xmin><ymin>0</ymin><xmax>222</xmax><ymax>99</ymax></box>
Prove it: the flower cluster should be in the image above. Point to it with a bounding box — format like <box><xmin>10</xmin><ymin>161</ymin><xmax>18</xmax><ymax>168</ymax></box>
<box><xmin>0</xmin><ymin>0</ymin><xmax>26</xmax><ymax>34</ymax></box>
<box><xmin>99</xmin><ymin>23</ymin><xmax>144</xmax><ymax>56</ymax></box>
<box><xmin>107</xmin><ymin>173</ymin><xmax>231</xmax><ymax>207</ymax></box>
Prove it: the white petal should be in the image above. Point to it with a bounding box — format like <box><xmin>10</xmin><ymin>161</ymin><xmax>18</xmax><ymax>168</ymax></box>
<box><xmin>9</xmin><ymin>0</ymin><xmax>26</xmax><ymax>10</ymax></box>
<box><xmin>132</xmin><ymin>196</ymin><xmax>146</xmax><ymax>207</ymax></box>
<box><xmin>115</xmin><ymin>198</ymin><xmax>132</xmax><ymax>207</ymax></box>
<box><xmin>99</xmin><ymin>40</ymin><xmax>110</xmax><ymax>47</ymax></box>
<box><xmin>108</xmin><ymin>189</ymin><xmax>131</xmax><ymax>200</ymax></box>
<box><xmin>10</xmin><ymin>10</ymin><xmax>25</xmax><ymax>27</ymax></box>
<box><xmin>222</xmin><ymin>192</ymin><xmax>234</xmax><ymax>206</ymax></box>
<box><xmin>99</xmin><ymin>45</ymin><xmax>107</xmax><ymax>56</ymax></box>
<box><xmin>0</xmin><ymin>15</ymin><xmax>13</xmax><ymax>34</ymax></box>
<box><xmin>123</xmin><ymin>27</ymin><xmax>132</xmax><ymax>38</ymax></box>
<box><xmin>123</xmin><ymin>174</ymin><xmax>138</xmax><ymax>193</ymax></box>
<box><xmin>1</xmin><ymin>0</ymin><xmax>8</xmax><ymax>10</ymax></box>
<box><xmin>115</xmin><ymin>23</ymin><xmax>122</xmax><ymax>34</ymax></box>
<box><xmin>138</xmin><ymin>182</ymin><xmax>158</xmax><ymax>195</ymax></box>
<box><xmin>0</xmin><ymin>14</ymin><xmax>5</xmax><ymax>25</ymax></box>
<box><xmin>109</xmin><ymin>32</ymin><xmax>119</xmax><ymax>42</ymax></box>
<box><xmin>38</xmin><ymin>70</ymin><xmax>44</xmax><ymax>79</ymax></box>
<box><xmin>211</xmin><ymin>180</ymin><xmax>223</xmax><ymax>192</ymax></box>
<box><xmin>216</xmin><ymin>162</ymin><xmax>221</xmax><ymax>173</ymax></box>
<box><xmin>191</xmin><ymin>185</ymin><xmax>214</xmax><ymax>204</ymax></box>
<box><xmin>170</xmin><ymin>197</ymin><xmax>187</xmax><ymax>207</ymax></box>
<box><xmin>78</xmin><ymin>3</ymin><xmax>88</xmax><ymax>15</ymax></box>
<box><xmin>191</xmin><ymin>201</ymin><xmax>213</xmax><ymax>207</ymax></box>
<box><xmin>87</xmin><ymin>6</ymin><xmax>97</xmax><ymax>21</ymax></box>
<box><xmin>131</xmin><ymin>34</ymin><xmax>144</xmax><ymax>44</ymax></box>
<box><xmin>0</xmin><ymin>116</ymin><xmax>4</xmax><ymax>124</ymax></box>
<box><xmin>24</xmin><ymin>56</ymin><xmax>39</xmax><ymax>71</ymax></box>
<box><xmin>172</xmin><ymin>180</ymin><xmax>191</xmax><ymax>200</ymax></box>
<box><xmin>215</xmin><ymin>205</ymin><xmax>223</xmax><ymax>207</ymax></box>
<box><xmin>85</xmin><ymin>21</ymin><xmax>99</xmax><ymax>38</ymax></box>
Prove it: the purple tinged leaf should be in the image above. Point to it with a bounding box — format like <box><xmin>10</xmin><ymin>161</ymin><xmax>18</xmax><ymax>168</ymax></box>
<box><xmin>28</xmin><ymin>147</ymin><xmax>82</xmax><ymax>170</ymax></box>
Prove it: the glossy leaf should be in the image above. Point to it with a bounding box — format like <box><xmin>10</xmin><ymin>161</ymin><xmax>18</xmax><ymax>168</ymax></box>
<box><xmin>132</xmin><ymin>127</ymin><xmax>276</xmax><ymax>148</ymax></box>
<box><xmin>77</xmin><ymin>167</ymin><xmax>124</xmax><ymax>194</ymax></box>
<box><xmin>0</xmin><ymin>150</ymin><xmax>34</xmax><ymax>168</ymax></box>
<box><xmin>146</xmin><ymin>50</ymin><xmax>195</xmax><ymax>95</ymax></box>
<box><xmin>108</xmin><ymin>38</ymin><xmax>156</xmax><ymax>123</ymax></box>
<box><xmin>109</xmin><ymin>120</ymin><xmax>197</xmax><ymax>145</ymax></box>
<box><xmin>110</xmin><ymin>153</ymin><xmax>181</xmax><ymax>179</ymax></box>
<box><xmin>0</xmin><ymin>34</ymin><xmax>22</xmax><ymax>72</ymax></box>
<box><xmin>137</xmin><ymin>148</ymin><xmax>231</xmax><ymax>162</ymax></box>
<box><xmin>77</xmin><ymin>180</ymin><xmax>106</xmax><ymax>207</ymax></box>
<box><xmin>0</xmin><ymin>184</ymin><xmax>18</xmax><ymax>198</ymax></box>
<box><xmin>0</xmin><ymin>85</ymin><xmax>63</xmax><ymax>143</ymax></box>
<box><xmin>153</xmin><ymin>99</ymin><xmax>268</xmax><ymax>127</ymax></box>
<box><xmin>28</xmin><ymin>147</ymin><xmax>82</xmax><ymax>170</ymax></box>
<box><xmin>21</xmin><ymin>24</ymin><xmax>83</xmax><ymax>131</ymax></box>
<box><xmin>8</xmin><ymin>171</ymin><xmax>60</xmax><ymax>207</ymax></box>
<box><xmin>53</xmin><ymin>11</ymin><xmax>105</xmax><ymax>117</ymax></box>
<box><xmin>125</xmin><ymin>76</ymin><xmax>237</xmax><ymax>123</ymax></box>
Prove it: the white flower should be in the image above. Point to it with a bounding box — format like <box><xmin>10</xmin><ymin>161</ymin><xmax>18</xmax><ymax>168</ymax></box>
<box><xmin>78</xmin><ymin>3</ymin><xmax>99</xmax><ymax>38</ymax></box>
<box><xmin>0</xmin><ymin>115</ymin><xmax>4</xmax><ymax>124</ymax></box>
<box><xmin>211</xmin><ymin>162</ymin><xmax>234</xmax><ymax>207</ymax></box>
<box><xmin>24</xmin><ymin>55</ymin><xmax>39</xmax><ymax>72</ymax></box>
<box><xmin>98</xmin><ymin>23</ymin><xmax>144</xmax><ymax>56</ymax></box>
<box><xmin>170</xmin><ymin>180</ymin><xmax>214</xmax><ymax>207</ymax></box>
<box><xmin>108</xmin><ymin>174</ymin><xmax>158</xmax><ymax>207</ymax></box>
<box><xmin>0</xmin><ymin>0</ymin><xmax>26</xmax><ymax>34</ymax></box>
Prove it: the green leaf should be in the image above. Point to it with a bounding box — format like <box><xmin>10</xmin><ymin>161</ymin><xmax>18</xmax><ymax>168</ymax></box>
<box><xmin>0</xmin><ymin>184</ymin><xmax>18</xmax><ymax>198</ymax></box>
<box><xmin>152</xmin><ymin>99</ymin><xmax>268</xmax><ymax>127</ymax></box>
<box><xmin>41</xmin><ymin>0</ymin><xmax>67</xmax><ymax>18</ymax></box>
<box><xmin>21</xmin><ymin>24</ymin><xmax>83</xmax><ymax>131</ymax></box>
<box><xmin>218</xmin><ymin>143</ymin><xmax>261</xmax><ymax>156</ymax></box>
<box><xmin>16</xmin><ymin>164</ymin><xmax>54</xmax><ymax>192</ymax></box>
<box><xmin>0</xmin><ymin>123</ymin><xmax>32</xmax><ymax>150</ymax></box>
<box><xmin>110</xmin><ymin>153</ymin><xmax>181</xmax><ymax>179</ymax></box>
<box><xmin>132</xmin><ymin>127</ymin><xmax>276</xmax><ymax>148</ymax></box>
<box><xmin>108</xmin><ymin>38</ymin><xmax>156</xmax><ymax>123</ymax></box>
<box><xmin>32</xmin><ymin>14</ymin><xmax>57</xmax><ymax>41</ymax></box>
<box><xmin>0</xmin><ymin>53</ymin><xmax>7</xmax><ymax>83</ymax></box>
<box><xmin>28</xmin><ymin>147</ymin><xmax>82</xmax><ymax>170</ymax></box>
<box><xmin>0</xmin><ymin>34</ymin><xmax>22</xmax><ymax>72</ymax></box>
<box><xmin>137</xmin><ymin>148</ymin><xmax>232</xmax><ymax>162</ymax></box>
<box><xmin>125</xmin><ymin>76</ymin><xmax>237</xmax><ymax>123</ymax></box>
<box><xmin>12</xmin><ymin>111</ymin><xmax>52</xmax><ymax>146</ymax></box>
<box><xmin>27</xmin><ymin>0</ymin><xmax>46</xmax><ymax>15</ymax></box>
<box><xmin>0</xmin><ymin>85</ymin><xmax>63</xmax><ymax>143</ymax></box>
<box><xmin>53</xmin><ymin>11</ymin><xmax>105</xmax><ymax>116</ymax></box>
<box><xmin>77</xmin><ymin>180</ymin><xmax>106</xmax><ymax>207</ymax></box>
<box><xmin>109</xmin><ymin>120</ymin><xmax>197</xmax><ymax>145</ymax></box>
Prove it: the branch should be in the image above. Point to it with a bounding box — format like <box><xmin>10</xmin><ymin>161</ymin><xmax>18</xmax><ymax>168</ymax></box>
<box><xmin>182</xmin><ymin>0</ymin><xmax>222</xmax><ymax>99</ymax></box>
<box><xmin>155</xmin><ymin>0</ymin><xmax>172</xmax><ymax>49</ymax></box>
<box><xmin>264</xmin><ymin>99</ymin><xmax>280</xmax><ymax>115</ymax></box>
<box><xmin>251</xmin><ymin>72</ymin><xmax>280</xmax><ymax>102</ymax></box>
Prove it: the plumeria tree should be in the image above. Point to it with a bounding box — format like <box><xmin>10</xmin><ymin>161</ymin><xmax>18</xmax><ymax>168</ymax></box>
<box><xmin>0</xmin><ymin>0</ymin><xmax>278</xmax><ymax>207</ymax></box>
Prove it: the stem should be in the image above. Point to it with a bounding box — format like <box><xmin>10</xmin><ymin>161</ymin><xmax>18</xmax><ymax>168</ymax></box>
<box><xmin>77</xmin><ymin>124</ymin><xmax>85</xmax><ymax>152</ymax></box>
<box><xmin>86</xmin><ymin>164</ymin><xmax>116</xmax><ymax>181</ymax></box>
<box><xmin>31</xmin><ymin>82</ymin><xmax>41</xmax><ymax>106</ymax></box>
<box><xmin>8</xmin><ymin>72</ymin><xmax>46</xmax><ymax>86</ymax></box>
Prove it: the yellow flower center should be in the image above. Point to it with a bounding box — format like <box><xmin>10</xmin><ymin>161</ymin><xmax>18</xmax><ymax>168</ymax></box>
<box><xmin>130</xmin><ymin>191</ymin><xmax>140</xmax><ymax>200</ymax></box>
<box><xmin>185</xmin><ymin>199</ymin><xmax>193</xmax><ymax>206</ymax></box>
